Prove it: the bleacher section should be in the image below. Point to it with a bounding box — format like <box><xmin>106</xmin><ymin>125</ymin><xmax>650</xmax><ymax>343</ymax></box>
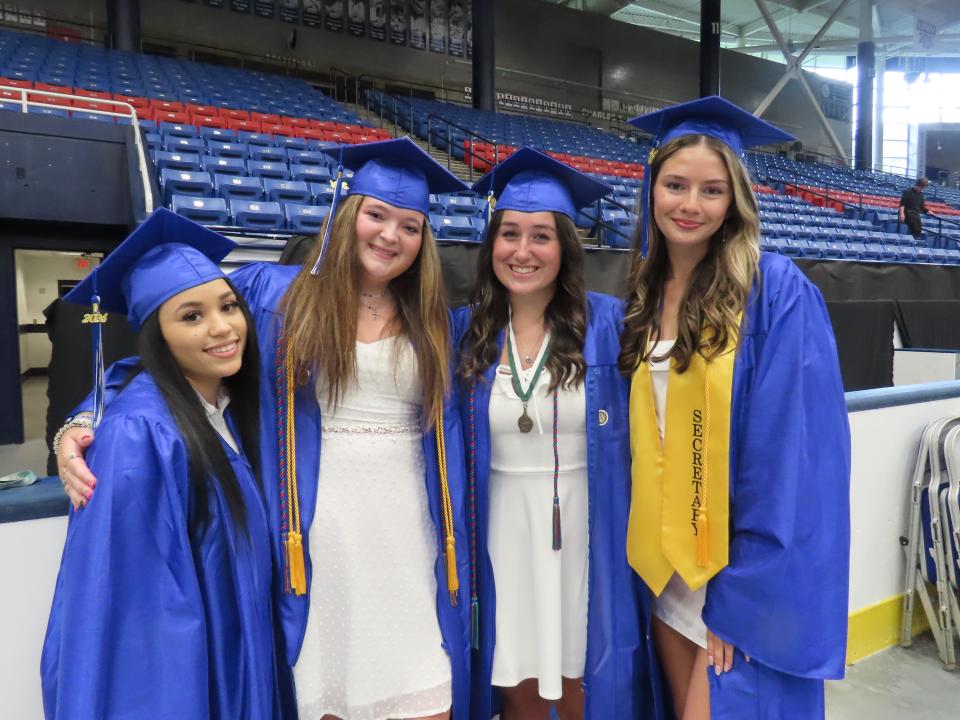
<box><xmin>5</xmin><ymin>27</ymin><xmax>960</xmax><ymax>265</ymax></box>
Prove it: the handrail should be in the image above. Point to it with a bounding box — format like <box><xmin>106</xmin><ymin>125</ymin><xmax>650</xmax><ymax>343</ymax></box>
<box><xmin>424</xmin><ymin>112</ymin><xmax>499</xmax><ymax>183</ymax></box>
<box><xmin>328</xmin><ymin>66</ymin><xmax>355</xmax><ymax>105</ymax></box>
<box><xmin>0</xmin><ymin>85</ymin><xmax>153</xmax><ymax>214</ymax></box>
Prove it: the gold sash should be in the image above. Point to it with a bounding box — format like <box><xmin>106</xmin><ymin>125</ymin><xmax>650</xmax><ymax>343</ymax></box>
<box><xmin>626</xmin><ymin>330</ymin><xmax>738</xmax><ymax>595</ymax></box>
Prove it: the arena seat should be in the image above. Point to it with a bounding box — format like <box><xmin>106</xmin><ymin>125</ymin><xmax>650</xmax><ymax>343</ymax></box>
<box><xmin>247</xmin><ymin>160</ymin><xmax>290</xmax><ymax>181</ymax></box>
<box><xmin>171</xmin><ymin>195</ymin><xmax>228</xmax><ymax>225</ymax></box>
<box><xmin>431</xmin><ymin>215</ymin><xmax>480</xmax><ymax>242</ymax></box>
<box><xmin>230</xmin><ymin>199</ymin><xmax>284</xmax><ymax>230</ymax></box>
<box><xmin>201</xmin><ymin>154</ymin><xmax>246</xmax><ymax>177</ymax></box>
<box><xmin>263</xmin><ymin>178</ymin><xmax>312</xmax><ymax>205</ymax></box>
<box><xmin>160</xmin><ymin>169</ymin><xmax>213</xmax><ymax>203</ymax></box>
<box><xmin>285</xmin><ymin>203</ymin><xmax>329</xmax><ymax>234</ymax></box>
<box><xmin>214</xmin><ymin>174</ymin><xmax>263</xmax><ymax>202</ymax></box>
<box><xmin>154</xmin><ymin>151</ymin><xmax>202</xmax><ymax>173</ymax></box>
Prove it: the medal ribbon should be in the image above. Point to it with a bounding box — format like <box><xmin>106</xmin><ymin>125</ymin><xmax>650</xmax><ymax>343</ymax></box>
<box><xmin>506</xmin><ymin>326</ymin><xmax>551</xmax><ymax>407</ymax></box>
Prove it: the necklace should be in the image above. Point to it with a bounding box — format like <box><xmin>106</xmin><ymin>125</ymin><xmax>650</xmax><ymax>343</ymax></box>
<box><xmin>506</xmin><ymin>322</ymin><xmax>551</xmax><ymax>433</ymax></box>
<box><xmin>360</xmin><ymin>289</ymin><xmax>389</xmax><ymax>321</ymax></box>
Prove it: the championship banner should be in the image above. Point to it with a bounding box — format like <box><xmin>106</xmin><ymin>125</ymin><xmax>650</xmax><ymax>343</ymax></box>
<box><xmin>348</xmin><ymin>0</ymin><xmax>367</xmax><ymax>37</ymax></box>
<box><xmin>279</xmin><ymin>0</ymin><xmax>300</xmax><ymax>22</ymax></box>
<box><xmin>370</xmin><ymin>0</ymin><xmax>386</xmax><ymax>41</ymax></box>
<box><xmin>303</xmin><ymin>0</ymin><xmax>322</xmax><ymax>26</ymax></box>
<box><xmin>409</xmin><ymin>0</ymin><xmax>427</xmax><ymax>50</ymax></box>
<box><xmin>465</xmin><ymin>0</ymin><xmax>472</xmax><ymax>58</ymax></box>
<box><xmin>447</xmin><ymin>0</ymin><xmax>464</xmax><ymax>57</ymax></box>
<box><xmin>429</xmin><ymin>0</ymin><xmax>447</xmax><ymax>53</ymax></box>
<box><xmin>231</xmin><ymin>0</ymin><xmax>252</xmax><ymax>13</ymax></box>
<box><xmin>254</xmin><ymin>0</ymin><xmax>276</xmax><ymax>18</ymax></box>
<box><xmin>325</xmin><ymin>0</ymin><xmax>345</xmax><ymax>31</ymax></box>
<box><xmin>389</xmin><ymin>0</ymin><xmax>407</xmax><ymax>45</ymax></box>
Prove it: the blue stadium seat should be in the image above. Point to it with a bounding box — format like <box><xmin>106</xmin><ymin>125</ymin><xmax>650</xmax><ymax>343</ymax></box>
<box><xmin>160</xmin><ymin>169</ymin><xmax>213</xmax><ymax>203</ymax></box>
<box><xmin>287</xmin><ymin>149</ymin><xmax>328</xmax><ymax>167</ymax></box>
<box><xmin>214</xmin><ymin>174</ymin><xmax>263</xmax><ymax>201</ymax></box>
<box><xmin>898</xmin><ymin>246</ymin><xmax>918</xmax><ymax>263</ymax></box>
<box><xmin>930</xmin><ymin>248</ymin><xmax>948</xmax><ymax>263</ymax></box>
<box><xmin>153</xmin><ymin>151</ymin><xmax>202</xmax><ymax>172</ymax></box>
<box><xmin>264</xmin><ymin>178</ymin><xmax>312</xmax><ymax>205</ymax></box>
<box><xmin>201</xmin><ymin>155</ymin><xmax>246</xmax><ymax>177</ymax></box>
<box><xmin>842</xmin><ymin>242</ymin><xmax>865</xmax><ymax>260</ymax></box>
<box><xmin>879</xmin><ymin>244</ymin><xmax>900</xmax><ymax>261</ymax></box>
<box><xmin>431</xmin><ymin>214</ymin><xmax>480</xmax><ymax>242</ymax></box>
<box><xmin>248</xmin><ymin>160</ymin><xmax>291</xmax><ymax>180</ymax></box>
<box><xmin>781</xmin><ymin>239</ymin><xmax>809</xmax><ymax>257</ymax></box>
<box><xmin>207</xmin><ymin>140</ymin><xmax>250</xmax><ymax>159</ymax></box>
<box><xmin>171</xmin><ymin>195</ymin><xmax>228</xmax><ymax>226</ymax></box>
<box><xmin>230</xmin><ymin>199</ymin><xmax>284</xmax><ymax>230</ymax></box>
<box><xmin>238</xmin><ymin>131</ymin><xmax>274</xmax><ymax>147</ymax></box>
<box><xmin>944</xmin><ymin>249</ymin><xmax>960</xmax><ymax>265</ymax></box>
<box><xmin>470</xmin><ymin>217</ymin><xmax>488</xmax><ymax>239</ymax></box>
<box><xmin>28</xmin><ymin>106</ymin><xmax>69</xmax><ymax>118</ymax></box>
<box><xmin>163</xmin><ymin>136</ymin><xmax>205</xmax><ymax>155</ymax></box>
<box><xmin>199</xmin><ymin>126</ymin><xmax>236</xmax><ymax>143</ymax></box>
<box><xmin>159</xmin><ymin>122</ymin><xmax>199</xmax><ymax>139</ymax></box>
<box><xmin>860</xmin><ymin>243</ymin><xmax>883</xmax><ymax>260</ymax></box>
<box><xmin>309</xmin><ymin>182</ymin><xmax>336</xmax><ymax>207</ymax></box>
<box><xmin>428</xmin><ymin>194</ymin><xmax>445</xmax><ymax>215</ymax></box>
<box><xmin>275</xmin><ymin>135</ymin><xmax>308</xmax><ymax>151</ymax></box>
<box><xmin>804</xmin><ymin>240</ymin><xmax>828</xmax><ymax>258</ymax></box>
<box><xmin>72</xmin><ymin>111</ymin><xmax>113</xmax><ymax>123</ymax></box>
<box><xmin>915</xmin><ymin>246</ymin><xmax>932</xmax><ymax>263</ymax></box>
<box><xmin>603</xmin><ymin>217</ymin><xmax>634</xmax><ymax>249</ymax></box>
<box><xmin>822</xmin><ymin>241</ymin><xmax>847</xmax><ymax>259</ymax></box>
<box><xmin>285</xmin><ymin>203</ymin><xmax>329</xmax><ymax>234</ymax></box>
<box><xmin>442</xmin><ymin>196</ymin><xmax>482</xmax><ymax>217</ymax></box>
<box><xmin>145</xmin><ymin>133</ymin><xmax>164</xmax><ymax>153</ymax></box>
<box><xmin>250</xmin><ymin>145</ymin><xmax>287</xmax><ymax>163</ymax></box>
<box><xmin>290</xmin><ymin>163</ymin><xmax>331</xmax><ymax>183</ymax></box>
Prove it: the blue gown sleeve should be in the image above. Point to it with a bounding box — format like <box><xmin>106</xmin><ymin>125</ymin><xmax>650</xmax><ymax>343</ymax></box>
<box><xmin>702</xmin><ymin>264</ymin><xmax>851</xmax><ymax>680</ymax></box>
<box><xmin>41</xmin><ymin>414</ymin><xmax>209</xmax><ymax>718</ymax></box>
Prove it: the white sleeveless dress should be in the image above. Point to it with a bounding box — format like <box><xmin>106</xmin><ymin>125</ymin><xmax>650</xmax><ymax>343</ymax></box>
<box><xmin>294</xmin><ymin>337</ymin><xmax>452</xmax><ymax>720</ymax></box>
<box><xmin>486</xmin><ymin>335</ymin><xmax>590</xmax><ymax>700</ymax></box>
<box><xmin>649</xmin><ymin>339</ymin><xmax>708</xmax><ymax>649</ymax></box>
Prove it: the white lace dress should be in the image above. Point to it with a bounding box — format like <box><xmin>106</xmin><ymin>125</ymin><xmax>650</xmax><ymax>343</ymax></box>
<box><xmin>294</xmin><ymin>337</ymin><xmax>452</xmax><ymax>720</ymax></box>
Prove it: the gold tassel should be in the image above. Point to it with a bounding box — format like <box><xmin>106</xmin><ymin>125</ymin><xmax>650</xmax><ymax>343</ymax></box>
<box><xmin>696</xmin><ymin>512</ymin><xmax>709</xmax><ymax>567</ymax></box>
<box><xmin>286</xmin><ymin>531</ymin><xmax>307</xmax><ymax>595</ymax></box>
<box><xmin>446</xmin><ymin>535</ymin><xmax>460</xmax><ymax>606</ymax></box>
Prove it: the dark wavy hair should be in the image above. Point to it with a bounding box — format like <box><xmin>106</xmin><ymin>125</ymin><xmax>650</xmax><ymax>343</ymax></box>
<box><xmin>458</xmin><ymin>210</ymin><xmax>587</xmax><ymax>389</ymax></box>
<box><xmin>134</xmin><ymin>278</ymin><xmax>261</xmax><ymax>542</ymax></box>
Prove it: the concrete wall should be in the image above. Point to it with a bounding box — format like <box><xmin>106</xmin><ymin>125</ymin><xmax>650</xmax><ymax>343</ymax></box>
<box><xmin>12</xmin><ymin>0</ymin><xmax>852</xmax><ymax>156</ymax></box>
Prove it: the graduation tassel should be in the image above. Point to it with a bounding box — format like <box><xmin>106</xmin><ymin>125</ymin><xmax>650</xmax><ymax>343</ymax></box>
<box><xmin>551</xmin><ymin>387</ymin><xmax>562</xmax><ymax>551</ymax></box>
<box><xmin>435</xmin><ymin>411</ymin><xmax>460</xmax><ymax>606</ymax></box>
<box><xmin>311</xmin><ymin>147</ymin><xmax>346</xmax><ymax>276</ymax></box>
<box><xmin>470</xmin><ymin>596</ymin><xmax>480</xmax><ymax>650</ymax></box>
<box><xmin>696</xmin><ymin>512</ymin><xmax>709</xmax><ymax>567</ymax></box>
<box><xmin>552</xmin><ymin>497</ymin><xmax>562</xmax><ymax>552</ymax></box>
<box><xmin>283</xmin><ymin>342</ymin><xmax>307</xmax><ymax>595</ymax></box>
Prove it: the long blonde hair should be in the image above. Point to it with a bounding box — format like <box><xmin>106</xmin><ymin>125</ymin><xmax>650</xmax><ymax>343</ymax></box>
<box><xmin>618</xmin><ymin>134</ymin><xmax>760</xmax><ymax>375</ymax></box>
<box><xmin>280</xmin><ymin>194</ymin><xmax>451</xmax><ymax>423</ymax></box>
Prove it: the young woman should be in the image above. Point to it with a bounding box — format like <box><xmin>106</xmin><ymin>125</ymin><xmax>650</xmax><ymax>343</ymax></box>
<box><xmin>454</xmin><ymin>147</ymin><xmax>662</xmax><ymax>720</ymax></box>
<box><xmin>54</xmin><ymin>138</ymin><xmax>473</xmax><ymax>720</ymax></box>
<box><xmin>620</xmin><ymin>97</ymin><xmax>850</xmax><ymax>719</ymax></box>
<box><xmin>42</xmin><ymin>210</ymin><xmax>277</xmax><ymax>718</ymax></box>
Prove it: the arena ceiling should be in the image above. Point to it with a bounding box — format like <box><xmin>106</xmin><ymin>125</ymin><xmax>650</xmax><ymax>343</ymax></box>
<box><xmin>543</xmin><ymin>1</ymin><xmax>960</xmax><ymax>58</ymax></box>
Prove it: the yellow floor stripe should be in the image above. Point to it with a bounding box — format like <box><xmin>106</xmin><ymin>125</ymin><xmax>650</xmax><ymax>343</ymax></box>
<box><xmin>846</xmin><ymin>593</ymin><xmax>931</xmax><ymax>665</ymax></box>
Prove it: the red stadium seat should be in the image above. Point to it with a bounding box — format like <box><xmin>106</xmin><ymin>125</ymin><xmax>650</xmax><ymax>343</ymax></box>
<box><xmin>227</xmin><ymin>118</ymin><xmax>263</xmax><ymax>133</ymax></box>
<box><xmin>219</xmin><ymin>108</ymin><xmax>251</xmax><ymax>121</ymax></box>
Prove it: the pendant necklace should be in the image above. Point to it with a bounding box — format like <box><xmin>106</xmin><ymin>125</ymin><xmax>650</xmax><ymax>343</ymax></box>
<box><xmin>361</xmin><ymin>289</ymin><xmax>388</xmax><ymax>321</ymax></box>
<box><xmin>507</xmin><ymin>321</ymin><xmax>550</xmax><ymax>434</ymax></box>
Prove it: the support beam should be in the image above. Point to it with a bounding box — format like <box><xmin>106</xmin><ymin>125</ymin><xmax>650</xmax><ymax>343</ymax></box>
<box><xmin>855</xmin><ymin>0</ymin><xmax>876</xmax><ymax>171</ymax></box>
<box><xmin>700</xmin><ymin>0</ymin><xmax>721</xmax><ymax>97</ymax></box>
<box><xmin>105</xmin><ymin>0</ymin><xmax>140</xmax><ymax>53</ymax></box>
<box><xmin>471</xmin><ymin>0</ymin><xmax>495</xmax><ymax>112</ymax></box>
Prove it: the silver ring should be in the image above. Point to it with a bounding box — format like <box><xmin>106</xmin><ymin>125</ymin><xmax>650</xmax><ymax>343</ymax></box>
<box><xmin>67</xmin><ymin>453</ymin><xmax>78</xmax><ymax>461</ymax></box>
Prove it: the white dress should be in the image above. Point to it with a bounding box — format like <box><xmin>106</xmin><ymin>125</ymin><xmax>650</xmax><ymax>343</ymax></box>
<box><xmin>294</xmin><ymin>337</ymin><xmax>452</xmax><ymax>720</ymax></box>
<box><xmin>487</xmin><ymin>335</ymin><xmax>590</xmax><ymax>700</ymax></box>
<box><xmin>648</xmin><ymin>339</ymin><xmax>708</xmax><ymax>649</ymax></box>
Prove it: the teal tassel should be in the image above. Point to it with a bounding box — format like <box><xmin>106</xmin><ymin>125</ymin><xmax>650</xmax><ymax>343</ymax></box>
<box><xmin>552</xmin><ymin>497</ymin><xmax>562</xmax><ymax>551</ymax></box>
<box><xmin>471</xmin><ymin>597</ymin><xmax>480</xmax><ymax>650</ymax></box>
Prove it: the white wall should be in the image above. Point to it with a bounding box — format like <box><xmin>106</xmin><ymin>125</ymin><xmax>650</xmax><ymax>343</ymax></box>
<box><xmin>14</xmin><ymin>250</ymin><xmax>99</xmax><ymax>373</ymax></box>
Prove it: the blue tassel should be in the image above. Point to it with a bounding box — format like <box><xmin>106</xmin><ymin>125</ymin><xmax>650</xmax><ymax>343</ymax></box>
<box><xmin>471</xmin><ymin>597</ymin><xmax>480</xmax><ymax>650</ymax></box>
<box><xmin>90</xmin><ymin>293</ymin><xmax>106</xmax><ymax>430</ymax></box>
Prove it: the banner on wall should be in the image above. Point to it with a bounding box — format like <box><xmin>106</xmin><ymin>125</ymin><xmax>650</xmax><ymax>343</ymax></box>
<box><xmin>303</xmin><ymin>0</ymin><xmax>322</xmax><ymax>26</ymax></box>
<box><xmin>230</xmin><ymin>0</ymin><xmax>252</xmax><ymax>12</ymax></box>
<box><xmin>325</xmin><ymin>0</ymin><xmax>344</xmax><ymax>31</ymax></box>
<box><xmin>818</xmin><ymin>81</ymin><xmax>852</xmax><ymax>122</ymax></box>
<box><xmin>279</xmin><ymin>0</ymin><xmax>300</xmax><ymax>22</ymax></box>
<box><xmin>465</xmin><ymin>0</ymin><xmax>472</xmax><ymax>58</ymax></box>
<box><xmin>447</xmin><ymin>0</ymin><xmax>464</xmax><ymax>57</ymax></box>
<box><xmin>347</xmin><ymin>0</ymin><xmax>366</xmax><ymax>36</ymax></box>
<box><xmin>409</xmin><ymin>0</ymin><xmax>427</xmax><ymax>50</ymax></box>
<box><xmin>369</xmin><ymin>0</ymin><xmax>386</xmax><ymax>41</ymax></box>
<box><xmin>389</xmin><ymin>0</ymin><xmax>407</xmax><ymax>45</ymax></box>
<box><xmin>429</xmin><ymin>0</ymin><xmax>446</xmax><ymax>53</ymax></box>
<box><xmin>254</xmin><ymin>0</ymin><xmax>276</xmax><ymax>18</ymax></box>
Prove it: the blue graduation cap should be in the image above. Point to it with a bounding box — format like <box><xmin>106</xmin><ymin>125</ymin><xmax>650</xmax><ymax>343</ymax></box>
<box><xmin>471</xmin><ymin>146</ymin><xmax>613</xmax><ymax>221</ymax></box>
<box><xmin>312</xmin><ymin>136</ymin><xmax>469</xmax><ymax>274</ymax></box>
<box><xmin>627</xmin><ymin>95</ymin><xmax>794</xmax><ymax>158</ymax></box>
<box><xmin>64</xmin><ymin>208</ymin><xmax>236</xmax><ymax>427</ymax></box>
<box><xmin>626</xmin><ymin>96</ymin><xmax>794</xmax><ymax>256</ymax></box>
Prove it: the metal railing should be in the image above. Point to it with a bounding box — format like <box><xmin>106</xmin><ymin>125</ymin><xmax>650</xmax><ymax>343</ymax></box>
<box><xmin>424</xmin><ymin>112</ymin><xmax>500</xmax><ymax>183</ymax></box>
<box><xmin>0</xmin><ymin>85</ymin><xmax>154</xmax><ymax>214</ymax></box>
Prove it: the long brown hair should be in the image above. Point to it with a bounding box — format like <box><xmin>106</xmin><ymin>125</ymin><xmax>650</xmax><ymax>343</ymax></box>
<box><xmin>618</xmin><ymin>134</ymin><xmax>760</xmax><ymax>375</ymax></box>
<box><xmin>458</xmin><ymin>210</ymin><xmax>587</xmax><ymax>389</ymax></box>
<box><xmin>280</xmin><ymin>194</ymin><xmax>450</xmax><ymax>422</ymax></box>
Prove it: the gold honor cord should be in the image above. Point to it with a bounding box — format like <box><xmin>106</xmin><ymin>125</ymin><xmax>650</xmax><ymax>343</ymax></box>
<box><xmin>284</xmin><ymin>350</ymin><xmax>307</xmax><ymax>596</ymax></box>
<box><xmin>435</xmin><ymin>410</ymin><xmax>460</xmax><ymax>606</ymax></box>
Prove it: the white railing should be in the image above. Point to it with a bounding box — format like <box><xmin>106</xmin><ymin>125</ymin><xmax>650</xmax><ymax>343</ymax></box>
<box><xmin>0</xmin><ymin>85</ymin><xmax>154</xmax><ymax>214</ymax></box>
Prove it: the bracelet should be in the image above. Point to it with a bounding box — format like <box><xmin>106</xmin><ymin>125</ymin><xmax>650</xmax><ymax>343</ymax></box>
<box><xmin>52</xmin><ymin>415</ymin><xmax>94</xmax><ymax>458</ymax></box>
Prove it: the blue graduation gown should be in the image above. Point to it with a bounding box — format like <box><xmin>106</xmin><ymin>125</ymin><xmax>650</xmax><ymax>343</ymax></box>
<box><xmin>452</xmin><ymin>292</ymin><xmax>664</xmax><ymax>720</ymax></box>
<box><xmin>699</xmin><ymin>252</ymin><xmax>851</xmax><ymax>716</ymax></box>
<box><xmin>41</xmin><ymin>372</ymin><xmax>278</xmax><ymax>720</ymax></box>
<box><xmin>227</xmin><ymin>262</ymin><xmax>473</xmax><ymax>719</ymax></box>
